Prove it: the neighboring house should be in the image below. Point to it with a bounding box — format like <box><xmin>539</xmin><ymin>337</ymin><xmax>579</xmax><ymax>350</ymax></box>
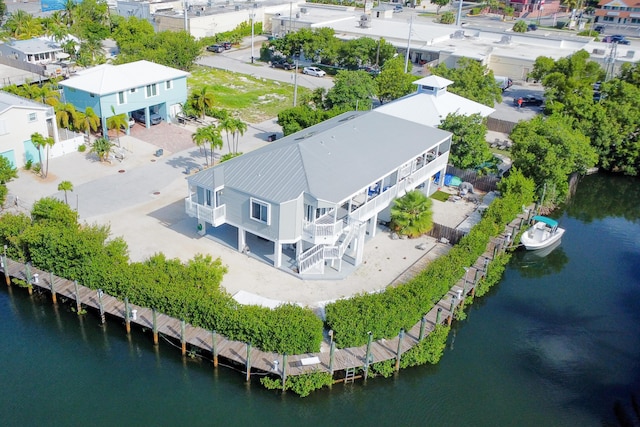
<box><xmin>0</xmin><ymin>38</ymin><xmax>63</xmax><ymax>66</ymax></box>
<box><xmin>185</xmin><ymin>110</ymin><xmax>452</xmax><ymax>277</ymax></box>
<box><xmin>595</xmin><ymin>0</ymin><xmax>640</xmax><ymax>26</ymax></box>
<box><xmin>59</xmin><ymin>60</ymin><xmax>188</xmax><ymax>134</ymax></box>
<box><xmin>0</xmin><ymin>91</ymin><xmax>59</xmax><ymax>169</ymax></box>
<box><xmin>375</xmin><ymin>75</ymin><xmax>495</xmax><ymax>127</ymax></box>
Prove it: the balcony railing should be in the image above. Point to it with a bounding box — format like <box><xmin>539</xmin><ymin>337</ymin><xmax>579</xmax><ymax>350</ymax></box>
<box><xmin>185</xmin><ymin>198</ymin><xmax>226</xmax><ymax>226</ymax></box>
<box><xmin>303</xmin><ymin>216</ymin><xmax>344</xmax><ymax>244</ymax></box>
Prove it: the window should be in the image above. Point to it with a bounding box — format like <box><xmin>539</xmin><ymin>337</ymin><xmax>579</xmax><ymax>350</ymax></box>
<box><xmin>117</xmin><ymin>91</ymin><xmax>126</xmax><ymax>105</ymax></box>
<box><xmin>165</xmin><ymin>80</ymin><xmax>172</xmax><ymax>90</ymax></box>
<box><xmin>146</xmin><ymin>83</ymin><xmax>158</xmax><ymax>98</ymax></box>
<box><xmin>28</xmin><ymin>113</ymin><xmax>37</xmax><ymax>122</ymax></box>
<box><xmin>250</xmin><ymin>198</ymin><xmax>270</xmax><ymax>224</ymax></box>
<box><xmin>130</xmin><ymin>88</ymin><xmax>137</xmax><ymax>93</ymax></box>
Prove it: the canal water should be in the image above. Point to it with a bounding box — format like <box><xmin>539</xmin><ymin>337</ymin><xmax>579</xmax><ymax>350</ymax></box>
<box><xmin>1</xmin><ymin>173</ymin><xmax>639</xmax><ymax>427</ymax></box>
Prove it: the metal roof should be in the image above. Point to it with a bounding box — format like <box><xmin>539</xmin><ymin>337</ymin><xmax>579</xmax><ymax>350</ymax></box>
<box><xmin>59</xmin><ymin>60</ymin><xmax>189</xmax><ymax>95</ymax></box>
<box><xmin>0</xmin><ymin>91</ymin><xmax>51</xmax><ymax>115</ymax></box>
<box><xmin>189</xmin><ymin>110</ymin><xmax>452</xmax><ymax>204</ymax></box>
<box><xmin>3</xmin><ymin>38</ymin><xmax>63</xmax><ymax>54</ymax></box>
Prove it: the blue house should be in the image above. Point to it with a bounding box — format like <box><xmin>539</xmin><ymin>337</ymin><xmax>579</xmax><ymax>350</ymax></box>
<box><xmin>59</xmin><ymin>60</ymin><xmax>189</xmax><ymax>135</ymax></box>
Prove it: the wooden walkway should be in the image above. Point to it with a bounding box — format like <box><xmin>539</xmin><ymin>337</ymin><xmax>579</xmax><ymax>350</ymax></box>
<box><xmin>0</xmin><ymin>210</ymin><xmax>530</xmax><ymax>382</ymax></box>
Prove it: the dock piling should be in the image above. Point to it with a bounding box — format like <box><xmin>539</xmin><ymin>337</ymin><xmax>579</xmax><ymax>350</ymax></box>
<box><xmin>124</xmin><ymin>297</ymin><xmax>131</xmax><ymax>334</ymax></box>
<box><xmin>152</xmin><ymin>309</ymin><xmax>158</xmax><ymax>345</ymax></box>
<box><xmin>395</xmin><ymin>329</ymin><xmax>404</xmax><ymax>372</ymax></box>
<box><xmin>212</xmin><ymin>330</ymin><xmax>218</xmax><ymax>368</ymax></box>
<box><xmin>419</xmin><ymin>315</ymin><xmax>427</xmax><ymax>341</ymax></box>
<box><xmin>97</xmin><ymin>289</ymin><xmax>105</xmax><ymax>324</ymax></box>
<box><xmin>245</xmin><ymin>342</ymin><xmax>252</xmax><ymax>382</ymax></box>
<box><xmin>181</xmin><ymin>319</ymin><xmax>186</xmax><ymax>356</ymax></box>
<box><xmin>73</xmin><ymin>280</ymin><xmax>80</xmax><ymax>312</ymax></box>
<box><xmin>49</xmin><ymin>271</ymin><xmax>56</xmax><ymax>304</ymax></box>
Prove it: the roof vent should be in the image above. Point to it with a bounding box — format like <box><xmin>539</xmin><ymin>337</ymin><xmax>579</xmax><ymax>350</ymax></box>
<box><xmin>339</xmin><ymin>114</ymin><xmax>358</xmax><ymax>122</ymax></box>
<box><xmin>592</xmin><ymin>48</ymin><xmax>605</xmax><ymax>55</ymax></box>
<box><xmin>499</xmin><ymin>35</ymin><xmax>512</xmax><ymax>45</ymax></box>
<box><xmin>295</xmin><ymin>131</ymin><xmax>316</xmax><ymax>140</ymax></box>
<box><xmin>451</xmin><ymin>30</ymin><xmax>464</xmax><ymax>39</ymax></box>
<box><xmin>626</xmin><ymin>50</ymin><xmax>635</xmax><ymax>58</ymax></box>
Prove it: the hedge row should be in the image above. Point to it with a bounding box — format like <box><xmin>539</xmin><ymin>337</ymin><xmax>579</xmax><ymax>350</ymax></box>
<box><xmin>0</xmin><ymin>200</ymin><xmax>322</xmax><ymax>354</ymax></box>
<box><xmin>324</xmin><ymin>169</ymin><xmax>535</xmax><ymax>348</ymax></box>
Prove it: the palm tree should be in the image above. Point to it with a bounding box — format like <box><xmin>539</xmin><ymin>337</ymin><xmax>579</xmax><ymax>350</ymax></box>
<box><xmin>231</xmin><ymin>118</ymin><xmax>247</xmax><ymax>154</ymax></box>
<box><xmin>189</xmin><ymin>86</ymin><xmax>215</xmax><ymax>120</ymax></box>
<box><xmin>192</xmin><ymin>125</ymin><xmax>214</xmax><ymax>165</ymax></box>
<box><xmin>208</xmin><ymin>126</ymin><xmax>224</xmax><ymax>165</ymax></box>
<box><xmin>61</xmin><ymin>0</ymin><xmax>77</xmax><ymax>27</ymax></box>
<box><xmin>5</xmin><ymin>10</ymin><xmax>42</xmax><ymax>39</ymax></box>
<box><xmin>106</xmin><ymin>106</ymin><xmax>128</xmax><ymax>145</ymax></box>
<box><xmin>55</xmin><ymin>102</ymin><xmax>81</xmax><ymax>131</ymax></box>
<box><xmin>76</xmin><ymin>107</ymin><xmax>100</xmax><ymax>143</ymax></box>
<box><xmin>218</xmin><ymin>116</ymin><xmax>236</xmax><ymax>153</ymax></box>
<box><xmin>31</xmin><ymin>132</ymin><xmax>55</xmax><ymax>178</ymax></box>
<box><xmin>57</xmin><ymin>180</ymin><xmax>73</xmax><ymax>205</ymax></box>
<box><xmin>390</xmin><ymin>190</ymin><xmax>434</xmax><ymax>238</ymax></box>
<box><xmin>90</xmin><ymin>137</ymin><xmax>115</xmax><ymax>162</ymax></box>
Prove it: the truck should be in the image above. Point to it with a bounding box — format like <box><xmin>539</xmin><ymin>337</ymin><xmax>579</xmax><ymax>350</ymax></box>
<box><xmin>495</xmin><ymin>75</ymin><xmax>513</xmax><ymax>92</ymax></box>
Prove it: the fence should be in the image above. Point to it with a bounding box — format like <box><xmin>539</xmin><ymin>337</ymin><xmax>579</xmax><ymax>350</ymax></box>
<box><xmin>446</xmin><ymin>165</ymin><xmax>499</xmax><ymax>193</ymax></box>
<box><xmin>428</xmin><ymin>222</ymin><xmax>467</xmax><ymax>245</ymax></box>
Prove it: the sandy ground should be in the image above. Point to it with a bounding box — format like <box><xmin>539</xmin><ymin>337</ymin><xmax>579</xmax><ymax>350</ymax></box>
<box><xmin>5</xmin><ymin>119</ymin><xmax>480</xmax><ymax>309</ymax></box>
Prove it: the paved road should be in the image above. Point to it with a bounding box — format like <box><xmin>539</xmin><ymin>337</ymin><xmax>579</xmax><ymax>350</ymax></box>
<box><xmin>196</xmin><ymin>39</ymin><xmax>335</xmax><ymax>92</ymax></box>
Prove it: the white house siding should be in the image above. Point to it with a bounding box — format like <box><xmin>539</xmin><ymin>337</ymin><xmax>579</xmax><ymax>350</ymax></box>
<box><xmin>278</xmin><ymin>197</ymin><xmax>303</xmax><ymax>242</ymax></box>
<box><xmin>0</xmin><ymin>107</ymin><xmax>52</xmax><ymax>168</ymax></box>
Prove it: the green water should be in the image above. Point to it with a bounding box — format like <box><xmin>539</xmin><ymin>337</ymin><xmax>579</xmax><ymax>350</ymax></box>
<box><xmin>1</xmin><ymin>173</ymin><xmax>639</xmax><ymax>426</ymax></box>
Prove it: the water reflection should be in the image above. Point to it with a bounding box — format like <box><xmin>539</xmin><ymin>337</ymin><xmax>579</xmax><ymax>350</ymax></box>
<box><xmin>512</xmin><ymin>240</ymin><xmax>569</xmax><ymax>278</ymax></box>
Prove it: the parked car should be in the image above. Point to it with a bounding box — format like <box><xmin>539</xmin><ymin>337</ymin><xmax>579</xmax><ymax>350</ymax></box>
<box><xmin>513</xmin><ymin>95</ymin><xmax>543</xmax><ymax>107</ymax></box>
<box><xmin>206</xmin><ymin>44</ymin><xmax>224</xmax><ymax>53</ymax></box>
<box><xmin>128</xmin><ymin>116</ymin><xmax>135</xmax><ymax>128</ymax></box>
<box><xmin>221</xmin><ymin>41</ymin><xmax>232</xmax><ymax>50</ymax></box>
<box><xmin>393</xmin><ymin>4</ymin><xmax>403</xmax><ymax>13</ymax></box>
<box><xmin>131</xmin><ymin>109</ymin><xmax>162</xmax><ymax>125</ymax></box>
<box><xmin>527</xmin><ymin>24</ymin><xmax>538</xmax><ymax>31</ymax></box>
<box><xmin>594</xmin><ymin>25</ymin><xmax>605</xmax><ymax>33</ymax></box>
<box><xmin>603</xmin><ymin>35</ymin><xmax>630</xmax><ymax>45</ymax></box>
<box><xmin>303</xmin><ymin>66</ymin><xmax>326</xmax><ymax>77</ymax></box>
<box><xmin>362</xmin><ymin>66</ymin><xmax>380</xmax><ymax>76</ymax></box>
<box><xmin>271</xmin><ymin>60</ymin><xmax>294</xmax><ymax>70</ymax></box>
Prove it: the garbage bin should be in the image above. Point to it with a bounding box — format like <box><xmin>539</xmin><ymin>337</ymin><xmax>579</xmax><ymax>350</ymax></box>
<box><xmin>267</xmin><ymin>134</ymin><xmax>277</xmax><ymax>142</ymax></box>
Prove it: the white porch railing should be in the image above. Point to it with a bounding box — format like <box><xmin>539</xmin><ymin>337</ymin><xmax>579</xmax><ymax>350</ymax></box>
<box><xmin>185</xmin><ymin>198</ymin><xmax>226</xmax><ymax>226</ymax></box>
<box><xmin>350</xmin><ymin>189</ymin><xmax>396</xmax><ymax>222</ymax></box>
<box><xmin>303</xmin><ymin>216</ymin><xmax>344</xmax><ymax>244</ymax></box>
<box><xmin>298</xmin><ymin>244</ymin><xmax>325</xmax><ymax>274</ymax></box>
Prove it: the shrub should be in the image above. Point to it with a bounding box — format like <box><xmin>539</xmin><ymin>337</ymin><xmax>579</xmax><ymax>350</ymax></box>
<box><xmin>440</xmin><ymin>11</ymin><xmax>456</xmax><ymax>24</ymax></box>
<box><xmin>24</xmin><ymin>159</ymin><xmax>33</xmax><ymax>170</ymax></box>
<box><xmin>78</xmin><ymin>144</ymin><xmax>87</xmax><ymax>153</ymax></box>
<box><xmin>513</xmin><ymin>20</ymin><xmax>528</xmax><ymax>33</ymax></box>
<box><xmin>260</xmin><ymin>370</ymin><xmax>333</xmax><ymax>397</ymax></box>
<box><xmin>400</xmin><ymin>325</ymin><xmax>450</xmax><ymax>368</ymax></box>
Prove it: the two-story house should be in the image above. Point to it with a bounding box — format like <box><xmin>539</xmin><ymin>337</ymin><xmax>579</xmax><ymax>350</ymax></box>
<box><xmin>185</xmin><ymin>110</ymin><xmax>452</xmax><ymax>277</ymax></box>
<box><xmin>595</xmin><ymin>0</ymin><xmax>640</xmax><ymax>27</ymax></box>
<box><xmin>0</xmin><ymin>92</ymin><xmax>59</xmax><ymax>168</ymax></box>
<box><xmin>59</xmin><ymin>60</ymin><xmax>188</xmax><ymax>135</ymax></box>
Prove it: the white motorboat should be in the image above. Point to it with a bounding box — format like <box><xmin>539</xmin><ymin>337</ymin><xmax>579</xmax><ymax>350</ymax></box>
<box><xmin>520</xmin><ymin>216</ymin><xmax>565</xmax><ymax>250</ymax></box>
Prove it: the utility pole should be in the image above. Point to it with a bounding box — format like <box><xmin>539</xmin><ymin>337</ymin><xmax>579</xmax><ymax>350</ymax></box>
<box><xmin>293</xmin><ymin>61</ymin><xmax>298</xmax><ymax>107</ymax></box>
<box><xmin>183</xmin><ymin>0</ymin><xmax>188</xmax><ymax>32</ymax></box>
<box><xmin>456</xmin><ymin>0</ymin><xmax>463</xmax><ymax>27</ymax></box>
<box><xmin>249</xmin><ymin>10</ymin><xmax>256</xmax><ymax>63</ymax></box>
<box><xmin>404</xmin><ymin>15</ymin><xmax>413</xmax><ymax>74</ymax></box>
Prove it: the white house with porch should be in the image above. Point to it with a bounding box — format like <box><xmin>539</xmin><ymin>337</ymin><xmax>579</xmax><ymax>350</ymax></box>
<box><xmin>185</xmin><ymin>110</ymin><xmax>452</xmax><ymax>278</ymax></box>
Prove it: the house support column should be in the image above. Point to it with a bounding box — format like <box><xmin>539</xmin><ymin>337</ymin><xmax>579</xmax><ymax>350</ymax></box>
<box><xmin>354</xmin><ymin>223</ymin><xmax>367</xmax><ymax>266</ymax></box>
<box><xmin>274</xmin><ymin>241</ymin><xmax>282</xmax><ymax>268</ymax></box>
<box><xmin>238</xmin><ymin>227</ymin><xmax>246</xmax><ymax>253</ymax></box>
<box><xmin>438</xmin><ymin>166</ymin><xmax>446</xmax><ymax>188</ymax></box>
<box><xmin>368</xmin><ymin>213</ymin><xmax>377</xmax><ymax>237</ymax></box>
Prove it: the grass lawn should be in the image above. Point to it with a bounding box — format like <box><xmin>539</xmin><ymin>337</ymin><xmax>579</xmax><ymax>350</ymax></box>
<box><xmin>430</xmin><ymin>190</ymin><xmax>451</xmax><ymax>202</ymax></box>
<box><xmin>187</xmin><ymin>66</ymin><xmax>309</xmax><ymax>123</ymax></box>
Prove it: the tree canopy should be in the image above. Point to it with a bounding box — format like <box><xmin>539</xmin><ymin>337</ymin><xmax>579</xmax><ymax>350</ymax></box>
<box><xmin>439</xmin><ymin>113</ymin><xmax>492</xmax><ymax>170</ymax></box>
<box><xmin>431</xmin><ymin>58</ymin><xmax>502</xmax><ymax>107</ymax></box>
<box><xmin>376</xmin><ymin>56</ymin><xmax>418</xmax><ymax>104</ymax></box>
<box><xmin>325</xmin><ymin>70</ymin><xmax>376</xmax><ymax>110</ymax></box>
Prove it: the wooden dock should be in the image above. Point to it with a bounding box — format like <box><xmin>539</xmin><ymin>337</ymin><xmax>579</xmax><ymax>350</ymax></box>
<box><xmin>0</xmin><ymin>210</ymin><xmax>529</xmax><ymax>383</ymax></box>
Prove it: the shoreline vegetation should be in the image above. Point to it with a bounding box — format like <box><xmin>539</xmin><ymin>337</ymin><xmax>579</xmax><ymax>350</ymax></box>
<box><xmin>0</xmin><ymin>169</ymin><xmax>534</xmax><ymax>396</ymax></box>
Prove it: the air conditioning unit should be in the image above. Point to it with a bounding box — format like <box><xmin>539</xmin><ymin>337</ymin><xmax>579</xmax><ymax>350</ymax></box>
<box><xmin>235</xmin><ymin>5</ymin><xmax>240</xmax><ymax>11</ymax></box>
<box><xmin>626</xmin><ymin>50</ymin><xmax>635</xmax><ymax>58</ymax></box>
<box><xmin>300</xmin><ymin>7</ymin><xmax>308</xmax><ymax>14</ymax></box>
<box><xmin>592</xmin><ymin>48</ymin><xmax>605</xmax><ymax>55</ymax></box>
<box><xmin>500</xmin><ymin>35</ymin><xmax>512</xmax><ymax>44</ymax></box>
<box><xmin>451</xmin><ymin>30</ymin><xmax>464</xmax><ymax>39</ymax></box>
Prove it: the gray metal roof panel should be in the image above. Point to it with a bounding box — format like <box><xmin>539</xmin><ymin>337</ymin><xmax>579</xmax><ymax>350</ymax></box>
<box><xmin>188</xmin><ymin>110</ymin><xmax>451</xmax><ymax>203</ymax></box>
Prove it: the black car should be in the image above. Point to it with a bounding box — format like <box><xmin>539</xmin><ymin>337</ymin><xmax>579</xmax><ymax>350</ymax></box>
<box><xmin>271</xmin><ymin>60</ymin><xmax>293</xmax><ymax>70</ymax></box>
<box><xmin>514</xmin><ymin>95</ymin><xmax>543</xmax><ymax>107</ymax></box>
<box><xmin>222</xmin><ymin>41</ymin><xmax>232</xmax><ymax>50</ymax></box>
<box><xmin>606</xmin><ymin>35</ymin><xmax>631</xmax><ymax>45</ymax></box>
<box><xmin>527</xmin><ymin>24</ymin><xmax>538</xmax><ymax>31</ymax></box>
<box><xmin>594</xmin><ymin>25</ymin><xmax>605</xmax><ymax>33</ymax></box>
<box><xmin>206</xmin><ymin>44</ymin><xmax>224</xmax><ymax>53</ymax></box>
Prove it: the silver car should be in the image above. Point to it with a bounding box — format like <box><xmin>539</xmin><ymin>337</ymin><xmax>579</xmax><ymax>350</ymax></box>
<box><xmin>303</xmin><ymin>66</ymin><xmax>326</xmax><ymax>77</ymax></box>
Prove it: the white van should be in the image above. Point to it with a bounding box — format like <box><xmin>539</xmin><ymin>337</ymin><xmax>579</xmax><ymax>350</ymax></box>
<box><xmin>495</xmin><ymin>76</ymin><xmax>513</xmax><ymax>92</ymax></box>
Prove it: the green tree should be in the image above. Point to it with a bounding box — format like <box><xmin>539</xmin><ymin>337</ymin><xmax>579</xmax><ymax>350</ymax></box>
<box><xmin>513</xmin><ymin>20</ymin><xmax>528</xmax><ymax>32</ymax></box>
<box><xmin>189</xmin><ymin>86</ymin><xmax>215</xmax><ymax>120</ymax></box>
<box><xmin>390</xmin><ymin>190</ymin><xmax>434</xmax><ymax>238</ymax></box>
<box><xmin>55</xmin><ymin>102</ymin><xmax>81</xmax><ymax>131</ymax></box>
<box><xmin>31</xmin><ymin>197</ymin><xmax>78</xmax><ymax>227</ymax></box>
<box><xmin>431</xmin><ymin>0</ymin><xmax>450</xmax><ymax>15</ymax></box>
<box><xmin>230</xmin><ymin>118</ymin><xmax>247</xmax><ymax>154</ymax></box>
<box><xmin>31</xmin><ymin>132</ymin><xmax>55</xmax><ymax>178</ymax></box>
<box><xmin>57</xmin><ymin>180</ymin><xmax>74</xmax><ymax>205</ymax></box>
<box><xmin>0</xmin><ymin>156</ymin><xmax>17</xmax><ymax>184</ymax></box>
<box><xmin>76</xmin><ymin>107</ymin><xmax>100</xmax><ymax>142</ymax></box>
<box><xmin>4</xmin><ymin>10</ymin><xmax>43</xmax><ymax>39</ymax></box>
<box><xmin>325</xmin><ymin>70</ymin><xmax>376</xmax><ymax>110</ymax></box>
<box><xmin>0</xmin><ymin>0</ymin><xmax>7</xmax><ymax>21</ymax></box>
<box><xmin>431</xmin><ymin>58</ymin><xmax>502</xmax><ymax>106</ymax></box>
<box><xmin>192</xmin><ymin>125</ymin><xmax>222</xmax><ymax>165</ymax></box>
<box><xmin>439</xmin><ymin>113</ymin><xmax>492</xmax><ymax>169</ymax></box>
<box><xmin>376</xmin><ymin>56</ymin><xmax>418</xmax><ymax>104</ymax></box>
<box><xmin>90</xmin><ymin>137</ymin><xmax>115</xmax><ymax>162</ymax></box>
<box><xmin>510</xmin><ymin>114</ymin><xmax>598</xmax><ymax>203</ymax></box>
<box><xmin>106</xmin><ymin>107</ymin><xmax>128</xmax><ymax>143</ymax></box>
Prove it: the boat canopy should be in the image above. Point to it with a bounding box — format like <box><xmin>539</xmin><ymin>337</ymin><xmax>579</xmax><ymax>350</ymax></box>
<box><xmin>533</xmin><ymin>216</ymin><xmax>558</xmax><ymax>228</ymax></box>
